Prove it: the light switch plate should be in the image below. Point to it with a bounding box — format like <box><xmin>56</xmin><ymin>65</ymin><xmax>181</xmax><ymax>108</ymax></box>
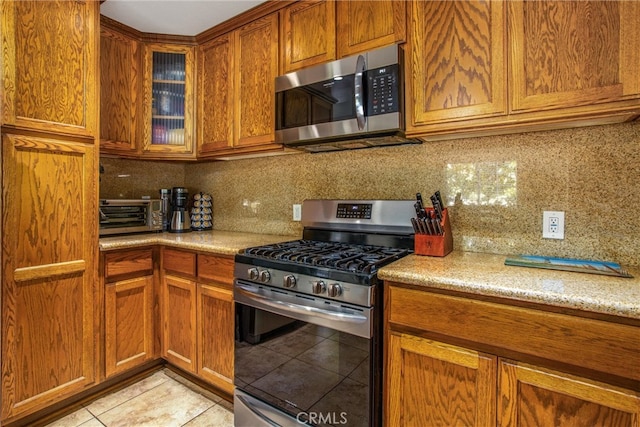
<box><xmin>293</xmin><ymin>204</ymin><xmax>302</xmax><ymax>221</ymax></box>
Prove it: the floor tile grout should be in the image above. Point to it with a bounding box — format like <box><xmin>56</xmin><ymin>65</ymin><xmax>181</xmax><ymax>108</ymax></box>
<box><xmin>45</xmin><ymin>371</ymin><xmax>233</xmax><ymax>427</ymax></box>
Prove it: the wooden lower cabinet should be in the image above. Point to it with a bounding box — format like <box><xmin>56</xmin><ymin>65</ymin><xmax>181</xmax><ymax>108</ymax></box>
<box><xmin>197</xmin><ymin>284</ymin><xmax>234</xmax><ymax>394</ymax></box>
<box><xmin>387</xmin><ymin>333</ymin><xmax>496</xmax><ymax>426</ymax></box>
<box><xmin>1</xmin><ymin>133</ymin><xmax>98</xmax><ymax>423</ymax></box>
<box><xmin>385</xmin><ymin>284</ymin><xmax>640</xmax><ymax>427</ymax></box>
<box><xmin>162</xmin><ymin>274</ymin><xmax>197</xmax><ymax>373</ymax></box>
<box><xmin>105</xmin><ymin>276</ymin><xmax>155</xmax><ymax>377</ymax></box>
<box><xmin>499</xmin><ymin>361</ymin><xmax>640</xmax><ymax>427</ymax></box>
<box><xmin>161</xmin><ymin>248</ymin><xmax>235</xmax><ymax>393</ymax></box>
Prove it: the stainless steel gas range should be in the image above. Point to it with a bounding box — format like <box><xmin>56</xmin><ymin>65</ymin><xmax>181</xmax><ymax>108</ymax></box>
<box><xmin>233</xmin><ymin>200</ymin><xmax>415</xmax><ymax>427</ymax></box>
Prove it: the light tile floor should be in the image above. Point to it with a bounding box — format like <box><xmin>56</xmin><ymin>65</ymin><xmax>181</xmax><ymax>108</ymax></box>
<box><xmin>45</xmin><ymin>369</ymin><xmax>233</xmax><ymax>427</ymax></box>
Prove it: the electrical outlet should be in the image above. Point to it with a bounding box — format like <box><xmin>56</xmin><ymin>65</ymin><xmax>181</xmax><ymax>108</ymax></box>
<box><xmin>543</xmin><ymin>211</ymin><xmax>565</xmax><ymax>239</ymax></box>
<box><xmin>293</xmin><ymin>204</ymin><xmax>302</xmax><ymax>221</ymax></box>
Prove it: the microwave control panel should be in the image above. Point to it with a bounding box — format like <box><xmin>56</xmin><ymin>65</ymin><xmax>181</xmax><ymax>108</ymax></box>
<box><xmin>366</xmin><ymin>64</ymin><xmax>400</xmax><ymax>116</ymax></box>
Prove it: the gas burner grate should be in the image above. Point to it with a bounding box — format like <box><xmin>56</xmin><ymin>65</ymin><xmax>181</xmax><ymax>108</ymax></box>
<box><xmin>243</xmin><ymin>240</ymin><xmax>410</xmax><ymax>274</ymax></box>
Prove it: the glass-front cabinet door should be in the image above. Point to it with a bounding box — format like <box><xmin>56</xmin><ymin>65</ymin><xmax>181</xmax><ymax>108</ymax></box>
<box><xmin>142</xmin><ymin>43</ymin><xmax>195</xmax><ymax>158</ymax></box>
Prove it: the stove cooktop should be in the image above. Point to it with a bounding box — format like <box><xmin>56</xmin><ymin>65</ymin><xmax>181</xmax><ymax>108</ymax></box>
<box><xmin>241</xmin><ymin>239</ymin><xmax>410</xmax><ymax>275</ymax></box>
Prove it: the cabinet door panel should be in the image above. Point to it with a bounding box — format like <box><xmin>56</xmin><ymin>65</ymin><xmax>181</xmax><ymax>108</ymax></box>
<box><xmin>141</xmin><ymin>44</ymin><xmax>195</xmax><ymax>157</ymax></box>
<box><xmin>499</xmin><ymin>361</ymin><xmax>640</xmax><ymax>427</ymax></box>
<box><xmin>336</xmin><ymin>0</ymin><xmax>405</xmax><ymax>58</ymax></box>
<box><xmin>198</xmin><ymin>34</ymin><xmax>235</xmax><ymax>153</ymax></box>
<box><xmin>105</xmin><ymin>276</ymin><xmax>154</xmax><ymax>377</ymax></box>
<box><xmin>100</xmin><ymin>25</ymin><xmax>140</xmax><ymax>154</ymax></box>
<box><xmin>162</xmin><ymin>275</ymin><xmax>197</xmax><ymax>372</ymax></box>
<box><xmin>1</xmin><ymin>134</ymin><xmax>97</xmax><ymax>420</ymax></box>
<box><xmin>235</xmin><ymin>14</ymin><xmax>278</xmax><ymax>147</ymax></box>
<box><xmin>387</xmin><ymin>333</ymin><xmax>496</xmax><ymax>426</ymax></box>
<box><xmin>1</xmin><ymin>0</ymin><xmax>98</xmax><ymax>137</ymax></box>
<box><xmin>509</xmin><ymin>1</ymin><xmax>640</xmax><ymax>112</ymax></box>
<box><xmin>197</xmin><ymin>284</ymin><xmax>234</xmax><ymax>394</ymax></box>
<box><xmin>281</xmin><ymin>0</ymin><xmax>336</xmax><ymax>73</ymax></box>
<box><xmin>408</xmin><ymin>0</ymin><xmax>506</xmax><ymax>128</ymax></box>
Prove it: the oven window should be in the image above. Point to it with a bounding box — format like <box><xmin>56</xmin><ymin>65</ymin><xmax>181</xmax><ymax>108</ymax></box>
<box><xmin>276</xmin><ymin>75</ymin><xmax>356</xmax><ymax>130</ymax></box>
<box><xmin>235</xmin><ymin>305</ymin><xmax>371</xmax><ymax>427</ymax></box>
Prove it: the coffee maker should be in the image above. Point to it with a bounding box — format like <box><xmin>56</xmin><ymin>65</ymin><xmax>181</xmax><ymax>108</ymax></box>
<box><xmin>170</xmin><ymin>187</ymin><xmax>191</xmax><ymax>233</ymax></box>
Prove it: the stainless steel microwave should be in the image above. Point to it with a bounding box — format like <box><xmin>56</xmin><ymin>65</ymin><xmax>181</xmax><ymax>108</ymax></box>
<box><xmin>99</xmin><ymin>199</ymin><xmax>163</xmax><ymax>236</ymax></box>
<box><xmin>275</xmin><ymin>44</ymin><xmax>420</xmax><ymax>153</ymax></box>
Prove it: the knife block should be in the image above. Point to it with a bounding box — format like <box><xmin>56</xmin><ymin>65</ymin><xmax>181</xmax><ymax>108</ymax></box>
<box><xmin>414</xmin><ymin>208</ymin><xmax>453</xmax><ymax>257</ymax></box>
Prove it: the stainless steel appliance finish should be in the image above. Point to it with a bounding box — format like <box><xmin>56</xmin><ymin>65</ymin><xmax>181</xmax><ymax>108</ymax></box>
<box><xmin>233</xmin><ymin>200</ymin><xmax>414</xmax><ymax>427</ymax></box>
<box><xmin>169</xmin><ymin>187</ymin><xmax>191</xmax><ymax>233</ymax></box>
<box><xmin>275</xmin><ymin>44</ymin><xmax>421</xmax><ymax>153</ymax></box>
<box><xmin>99</xmin><ymin>199</ymin><xmax>162</xmax><ymax>236</ymax></box>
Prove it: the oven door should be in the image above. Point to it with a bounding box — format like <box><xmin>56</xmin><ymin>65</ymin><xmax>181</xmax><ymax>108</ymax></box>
<box><xmin>234</xmin><ymin>280</ymin><xmax>378</xmax><ymax>427</ymax></box>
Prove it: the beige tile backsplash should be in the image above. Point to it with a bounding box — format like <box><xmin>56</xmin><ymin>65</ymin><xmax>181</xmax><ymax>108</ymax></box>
<box><xmin>101</xmin><ymin>121</ymin><xmax>640</xmax><ymax>266</ymax></box>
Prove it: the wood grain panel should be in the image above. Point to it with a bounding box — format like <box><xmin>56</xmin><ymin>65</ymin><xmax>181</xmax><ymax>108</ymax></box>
<box><xmin>235</xmin><ymin>13</ymin><xmax>278</xmax><ymax>147</ymax></box>
<box><xmin>198</xmin><ymin>33</ymin><xmax>235</xmax><ymax>154</ymax></box>
<box><xmin>387</xmin><ymin>285</ymin><xmax>640</xmax><ymax>382</ymax></box>
<box><xmin>280</xmin><ymin>0</ymin><xmax>335</xmax><ymax>73</ymax></box>
<box><xmin>509</xmin><ymin>0</ymin><xmax>640</xmax><ymax>112</ymax></box>
<box><xmin>105</xmin><ymin>276</ymin><xmax>154</xmax><ymax>377</ymax></box>
<box><xmin>409</xmin><ymin>0</ymin><xmax>506</xmax><ymax>127</ymax></box>
<box><xmin>163</xmin><ymin>248</ymin><xmax>196</xmax><ymax>277</ymax></box>
<box><xmin>197</xmin><ymin>254</ymin><xmax>234</xmax><ymax>286</ymax></box>
<box><xmin>104</xmin><ymin>248</ymin><xmax>153</xmax><ymax>281</ymax></box>
<box><xmin>336</xmin><ymin>0</ymin><xmax>405</xmax><ymax>58</ymax></box>
<box><xmin>100</xmin><ymin>25</ymin><xmax>140</xmax><ymax>153</ymax></box>
<box><xmin>162</xmin><ymin>275</ymin><xmax>196</xmax><ymax>372</ymax></box>
<box><xmin>387</xmin><ymin>333</ymin><xmax>496</xmax><ymax>426</ymax></box>
<box><xmin>499</xmin><ymin>361</ymin><xmax>640</xmax><ymax>427</ymax></box>
<box><xmin>197</xmin><ymin>284</ymin><xmax>234</xmax><ymax>393</ymax></box>
<box><xmin>2</xmin><ymin>0</ymin><xmax>98</xmax><ymax>136</ymax></box>
<box><xmin>2</xmin><ymin>133</ymin><xmax>97</xmax><ymax>421</ymax></box>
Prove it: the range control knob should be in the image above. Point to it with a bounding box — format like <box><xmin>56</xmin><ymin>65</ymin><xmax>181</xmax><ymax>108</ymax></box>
<box><xmin>312</xmin><ymin>280</ymin><xmax>326</xmax><ymax>294</ymax></box>
<box><xmin>259</xmin><ymin>270</ymin><xmax>271</xmax><ymax>283</ymax></box>
<box><xmin>327</xmin><ymin>283</ymin><xmax>342</xmax><ymax>298</ymax></box>
<box><xmin>248</xmin><ymin>268</ymin><xmax>259</xmax><ymax>281</ymax></box>
<box><xmin>283</xmin><ymin>274</ymin><xmax>297</xmax><ymax>288</ymax></box>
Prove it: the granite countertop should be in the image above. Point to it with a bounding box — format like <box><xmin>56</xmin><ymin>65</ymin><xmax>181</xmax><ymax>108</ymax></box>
<box><xmin>99</xmin><ymin>230</ymin><xmax>295</xmax><ymax>256</ymax></box>
<box><xmin>378</xmin><ymin>251</ymin><xmax>640</xmax><ymax>320</ymax></box>
<box><xmin>101</xmin><ymin>233</ymin><xmax>640</xmax><ymax>321</ymax></box>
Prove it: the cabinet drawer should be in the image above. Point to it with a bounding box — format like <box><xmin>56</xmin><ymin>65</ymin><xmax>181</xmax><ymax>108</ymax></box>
<box><xmin>104</xmin><ymin>248</ymin><xmax>153</xmax><ymax>281</ymax></box>
<box><xmin>198</xmin><ymin>254</ymin><xmax>234</xmax><ymax>286</ymax></box>
<box><xmin>163</xmin><ymin>248</ymin><xmax>196</xmax><ymax>277</ymax></box>
<box><xmin>387</xmin><ymin>285</ymin><xmax>640</xmax><ymax>382</ymax></box>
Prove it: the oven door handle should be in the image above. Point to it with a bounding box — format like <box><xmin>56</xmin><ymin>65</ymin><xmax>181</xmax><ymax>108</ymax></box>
<box><xmin>235</xmin><ymin>284</ymin><xmax>368</xmax><ymax>324</ymax></box>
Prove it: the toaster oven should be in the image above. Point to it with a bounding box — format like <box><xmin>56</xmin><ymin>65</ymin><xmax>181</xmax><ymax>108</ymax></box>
<box><xmin>99</xmin><ymin>199</ymin><xmax>163</xmax><ymax>236</ymax></box>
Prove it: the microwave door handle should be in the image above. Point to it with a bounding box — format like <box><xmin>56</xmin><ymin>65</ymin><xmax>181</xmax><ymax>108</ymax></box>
<box><xmin>354</xmin><ymin>54</ymin><xmax>366</xmax><ymax>130</ymax></box>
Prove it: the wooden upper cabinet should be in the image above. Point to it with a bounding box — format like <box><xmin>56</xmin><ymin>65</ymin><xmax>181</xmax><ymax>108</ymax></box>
<box><xmin>280</xmin><ymin>0</ymin><xmax>336</xmax><ymax>73</ymax></box>
<box><xmin>100</xmin><ymin>24</ymin><xmax>141</xmax><ymax>155</ymax></box>
<box><xmin>198</xmin><ymin>33</ymin><xmax>235</xmax><ymax>154</ymax></box>
<box><xmin>336</xmin><ymin>0</ymin><xmax>406</xmax><ymax>58</ymax></box>
<box><xmin>141</xmin><ymin>43</ymin><xmax>196</xmax><ymax>158</ymax></box>
<box><xmin>235</xmin><ymin>13</ymin><xmax>279</xmax><ymax>147</ymax></box>
<box><xmin>1</xmin><ymin>0</ymin><xmax>98</xmax><ymax>137</ymax></box>
<box><xmin>509</xmin><ymin>1</ymin><xmax>640</xmax><ymax>114</ymax></box>
<box><xmin>407</xmin><ymin>0</ymin><xmax>507</xmax><ymax>131</ymax></box>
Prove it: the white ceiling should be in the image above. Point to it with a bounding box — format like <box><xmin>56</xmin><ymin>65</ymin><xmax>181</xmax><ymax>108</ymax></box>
<box><xmin>100</xmin><ymin>0</ymin><xmax>266</xmax><ymax>36</ymax></box>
